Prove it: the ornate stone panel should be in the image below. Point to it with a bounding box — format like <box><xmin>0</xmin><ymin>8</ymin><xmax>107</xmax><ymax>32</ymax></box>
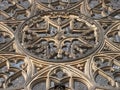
<box><xmin>16</xmin><ymin>12</ymin><xmax>103</xmax><ymax>62</ymax></box>
<box><xmin>0</xmin><ymin>54</ymin><xmax>33</xmax><ymax>89</ymax></box>
<box><xmin>84</xmin><ymin>0</ymin><xmax>120</xmax><ymax>19</ymax></box>
<box><xmin>36</xmin><ymin>0</ymin><xmax>83</xmax><ymax>10</ymax></box>
<box><xmin>0</xmin><ymin>0</ymin><xmax>120</xmax><ymax>90</ymax></box>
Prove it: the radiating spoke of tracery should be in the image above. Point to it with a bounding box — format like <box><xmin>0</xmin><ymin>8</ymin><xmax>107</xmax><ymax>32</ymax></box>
<box><xmin>27</xmin><ymin>65</ymin><xmax>91</xmax><ymax>90</ymax></box>
<box><xmin>36</xmin><ymin>0</ymin><xmax>83</xmax><ymax>10</ymax></box>
<box><xmin>84</xmin><ymin>0</ymin><xmax>120</xmax><ymax>19</ymax></box>
<box><xmin>0</xmin><ymin>0</ymin><xmax>33</xmax><ymax>32</ymax></box>
<box><xmin>0</xmin><ymin>23</ymin><xmax>14</xmax><ymax>52</ymax></box>
<box><xmin>106</xmin><ymin>22</ymin><xmax>120</xmax><ymax>50</ymax></box>
<box><xmin>90</xmin><ymin>53</ymin><xmax>120</xmax><ymax>90</ymax></box>
<box><xmin>16</xmin><ymin>12</ymin><xmax>103</xmax><ymax>62</ymax></box>
<box><xmin>0</xmin><ymin>0</ymin><xmax>32</xmax><ymax>21</ymax></box>
<box><xmin>0</xmin><ymin>54</ymin><xmax>32</xmax><ymax>89</ymax></box>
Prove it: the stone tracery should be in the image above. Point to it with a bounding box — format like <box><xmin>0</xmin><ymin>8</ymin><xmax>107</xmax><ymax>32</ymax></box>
<box><xmin>16</xmin><ymin>12</ymin><xmax>103</xmax><ymax>61</ymax></box>
<box><xmin>0</xmin><ymin>0</ymin><xmax>120</xmax><ymax>90</ymax></box>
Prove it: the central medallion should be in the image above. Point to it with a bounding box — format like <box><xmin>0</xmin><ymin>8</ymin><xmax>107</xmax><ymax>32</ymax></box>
<box><xmin>16</xmin><ymin>12</ymin><xmax>103</xmax><ymax>62</ymax></box>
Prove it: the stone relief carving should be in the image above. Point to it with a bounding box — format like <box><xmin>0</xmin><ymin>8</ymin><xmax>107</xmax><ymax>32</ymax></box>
<box><xmin>0</xmin><ymin>0</ymin><xmax>120</xmax><ymax>90</ymax></box>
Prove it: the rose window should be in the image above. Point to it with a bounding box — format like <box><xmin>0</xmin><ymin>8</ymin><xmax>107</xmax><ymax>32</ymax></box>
<box><xmin>0</xmin><ymin>0</ymin><xmax>120</xmax><ymax>90</ymax></box>
<box><xmin>16</xmin><ymin>12</ymin><xmax>103</xmax><ymax>62</ymax></box>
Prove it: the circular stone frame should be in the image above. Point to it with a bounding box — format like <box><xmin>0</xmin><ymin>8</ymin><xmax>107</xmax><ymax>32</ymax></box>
<box><xmin>15</xmin><ymin>12</ymin><xmax>104</xmax><ymax>62</ymax></box>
